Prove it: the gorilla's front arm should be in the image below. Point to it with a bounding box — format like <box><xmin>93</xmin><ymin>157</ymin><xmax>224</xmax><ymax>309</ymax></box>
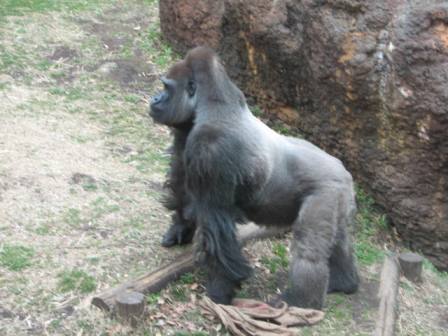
<box><xmin>160</xmin><ymin>126</ymin><xmax>196</xmax><ymax>247</ymax></box>
<box><xmin>184</xmin><ymin>125</ymin><xmax>252</xmax><ymax>303</ymax></box>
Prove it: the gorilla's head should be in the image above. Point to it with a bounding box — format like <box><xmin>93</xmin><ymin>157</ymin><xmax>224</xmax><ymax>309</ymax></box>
<box><xmin>150</xmin><ymin>60</ymin><xmax>197</xmax><ymax>127</ymax></box>
<box><xmin>150</xmin><ymin>46</ymin><xmax>245</xmax><ymax>126</ymax></box>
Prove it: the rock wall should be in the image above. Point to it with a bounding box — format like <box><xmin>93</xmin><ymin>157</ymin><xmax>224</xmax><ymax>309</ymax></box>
<box><xmin>159</xmin><ymin>0</ymin><xmax>448</xmax><ymax>269</ymax></box>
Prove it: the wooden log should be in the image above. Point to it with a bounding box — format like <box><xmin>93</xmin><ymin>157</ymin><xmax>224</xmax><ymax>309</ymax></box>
<box><xmin>374</xmin><ymin>255</ymin><xmax>400</xmax><ymax>336</ymax></box>
<box><xmin>116</xmin><ymin>290</ymin><xmax>145</xmax><ymax>327</ymax></box>
<box><xmin>398</xmin><ymin>252</ymin><xmax>423</xmax><ymax>283</ymax></box>
<box><xmin>92</xmin><ymin>251</ymin><xmax>194</xmax><ymax>312</ymax></box>
<box><xmin>92</xmin><ymin>224</ymin><xmax>288</xmax><ymax>312</ymax></box>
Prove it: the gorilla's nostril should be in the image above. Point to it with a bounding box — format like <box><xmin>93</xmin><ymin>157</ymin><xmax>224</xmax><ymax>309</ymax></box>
<box><xmin>151</xmin><ymin>92</ymin><xmax>166</xmax><ymax>106</ymax></box>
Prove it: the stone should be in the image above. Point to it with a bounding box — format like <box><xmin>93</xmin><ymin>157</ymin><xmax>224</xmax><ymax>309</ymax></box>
<box><xmin>159</xmin><ymin>0</ymin><xmax>448</xmax><ymax>270</ymax></box>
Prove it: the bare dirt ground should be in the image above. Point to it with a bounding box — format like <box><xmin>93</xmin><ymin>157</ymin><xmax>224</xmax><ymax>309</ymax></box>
<box><xmin>0</xmin><ymin>1</ymin><xmax>447</xmax><ymax>335</ymax></box>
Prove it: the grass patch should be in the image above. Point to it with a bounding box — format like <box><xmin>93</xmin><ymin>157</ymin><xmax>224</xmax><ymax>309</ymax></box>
<box><xmin>87</xmin><ymin>256</ymin><xmax>100</xmax><ymax>265</ymax></box>
<box><xmin>171</xmin><ymin>285</ymin><xmax>188</xmax><ymax>302</ymax></box>
<box><xmin>354</xmin><ymin>240</ymin><xmax>384</xmax><ymax>266</ymax></box>
<box><xmin>49</xmin><ymin>86</ymin><xmax>84</xmax><ymax>100</ymax></box>
<box><xmin>140</xmin><ymin>21</ymin><xmax>177</xmax><ymax>68</ymax></box>
<box><xmin>124</xmin><ymin>93</ymin><xmax>141</xmax><ymax>104</ymax></box>
<box><xmin>35</xmin><ymin>224</ymin><xmax>51</xmax><ymax>235</ymax></box>
<box><xmin>49</xmin><ymin>86</ymin><xmax>65</xmax><ymax>95</ymax></box>
<box><xmin>63</xmin><ymin>198</ymin><xmax>119</xmax><ymax>229</ymax></box>
<box><xmin>423</xmin><ymin>258</ymin><xmax>448</xmax><ymax>277</ymax></box>
<box><xmin>35</xmin><ymin>59</ymin><xmax>52</xmax><ymax>71</ymax></box>
<box><xmin>142</xmin><ymin>0</ymin><xmax>158</xmax><ymax>5</ymax></box>
<box><xmin>50</xmin><ymin>70</ymin><xmax>66</xmax><ymax>80</ymax></box>
<box><xmin>81</xmin><ymin>181</ymin><xmax>98</xmax><ymax>191</ymax></box>
<box><xmin>169</xmin><ymin>273</ymin><xmax>200</xmax><ymax>302</ymax></box>
<box><xmin>125</xmin><ymin>149</ymin><xmax>170</xmax><ymax>174</ymax></box>
<box><xmin>0</xmin><ymin>244</ymin><xmax>34</xmax><ymax>271</ymax></box>
<box><xmin>326</xmin><ymin>294</ymin><xmax>351</xmax><ymax>320</ymax></box>
<box><xmin>147</xmin><ymin>292</ymin><xmax>160</xmax><ymax>305</ymax></box>
<box><xmin>90</xmin><ymin>196</ymin><xmax>120</xmax><ymax>219</ymax></box>
<box><xmin>179</xmin><ymin>272</ymin><xmax>196</xmax><ymax>285</ymax></box>
<box><xmin>77</xmin><ymin>320</ymin><xmax>95</xmax><ymax>332</ymax></box>
<box><xmin>261</xmin><ymin>242</ymin><xmax>289</xmax><ymax>273</ymax></box>
<box><xmin>0</xmin><ymin>45</ymin><xmax>28</xmax><ymax>72</ymax></box>
<box><xmin>272</xmin><ymin>123</ymin><xmax>291</xmax><ymax>135</ymax></box>
<box><xmin>48</xmin><ymin>318</ymin><xmax>62</xmax><ymax>331</ymax></box>
<box><xmin>104</xmin><ymin>107</ymin><xmax>148</xmax><ymax>138</ymax></box>
<box><xmin>270</xmin><ymin>120</ymin><xmax>303</xmax><ymax>137</ymax></box>
<box><xmin>250</xmin><ymin>105</ymin><xmax>264</xmax><ymax>118</ymax></box>
<box><xmin>354</xmin><ymin>187</ymin><xmax>388</xmax><ymax>265</ymax></box>
<box><xmin>423</xmin><ymin>258</ymin><xmax>448</xmax><ymax>288</ymax></box>
<box><xmin>63</xmin><ymin>208</ymin><xmax>83</xmax><ymax>227</ymax></box>
<box><xmin>57</xmin><ymin>269</ymin><xmax>97</xmax><ymax>293</ymax></box>
<box><xmin>0</xmin><ymin>0</ymin><xmax>104</xmax><ymax>17</ymax></box>
<box><xmin>301</xmin><ymin>293</ymin><xmax>357</xmax><ymax>335</ymax></box>
<box><xmin>236</xmin><ymin>287</ymin><xmax>251</xmax><ymax>299</ymax></box>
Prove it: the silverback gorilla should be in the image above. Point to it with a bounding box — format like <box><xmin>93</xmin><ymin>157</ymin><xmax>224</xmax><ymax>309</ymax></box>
<box><xmin>149</xmin><ymin>47</ymin><xmax>359</xmax><ymax>309</ymax></box>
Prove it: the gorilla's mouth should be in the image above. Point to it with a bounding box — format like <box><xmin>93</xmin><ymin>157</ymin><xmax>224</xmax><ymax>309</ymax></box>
<box><xmin>149</xmin><ymin>105</ymin><xmax>162</xmax><ymax>119</ymax></box>
<box><xmin>149</xmin><ymin>90</ymin><xmax>168</xmax><ymax>120</ymax></box>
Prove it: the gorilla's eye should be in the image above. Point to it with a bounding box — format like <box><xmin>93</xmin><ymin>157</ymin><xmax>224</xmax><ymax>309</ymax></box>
<box><xmin>187</xmin><ymin>80</ymin><xmax>196</xmax><ymax>97</ymax></box>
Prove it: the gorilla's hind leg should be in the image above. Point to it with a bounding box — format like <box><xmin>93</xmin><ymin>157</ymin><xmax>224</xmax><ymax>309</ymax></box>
<box><xmin>284</xmin><ymin>193</ymin><xmax>338</xmax><ymax>309</ymax></box>
<box><xmin>328</xmin><ymin>229</ymin><xmax>359</xmax><ymax>294</ymax></box>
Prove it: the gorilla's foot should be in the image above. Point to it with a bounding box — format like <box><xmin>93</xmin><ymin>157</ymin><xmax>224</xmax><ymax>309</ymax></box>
<box><xmin>281</xmin><ymin>290</ymin><xmax>324</xmax><ymax>310</ymax></box>
<box><xmin>161</xmin><ymin>223</ymin><xmax>195</xmax><ymax>247</ymax></box>
<box><xmin>207</xmin><ymin>276</ymin><xmax>238</xmax><ymax>305</ymax></box>
<box><xmin>327</xmin><ymin>273</ymin><xmax>359</xmax><ymax>294</ymax></box>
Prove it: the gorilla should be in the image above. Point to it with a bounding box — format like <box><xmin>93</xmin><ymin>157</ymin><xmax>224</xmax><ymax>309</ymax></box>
<box><xmin>149</xmin><ymin>47</ymin><xmax>359</xmax><ymax>309</ymax></box>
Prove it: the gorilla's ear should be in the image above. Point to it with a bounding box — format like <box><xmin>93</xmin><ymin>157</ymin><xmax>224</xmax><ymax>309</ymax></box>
<box><xmin>187</xmin><ymin>79</ymin><xmax>196</xmax><ymax>97</ymax></box>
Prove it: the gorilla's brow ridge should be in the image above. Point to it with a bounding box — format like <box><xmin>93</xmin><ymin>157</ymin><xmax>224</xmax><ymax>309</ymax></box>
<box><xmin>186</xmin><ymin>47</ymin><xmax>245</xmax><ymax>105</ymax></box>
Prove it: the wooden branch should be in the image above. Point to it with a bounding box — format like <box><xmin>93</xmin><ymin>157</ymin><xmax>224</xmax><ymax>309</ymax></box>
<box><xmin>92</xmin><ymin>224</ymin><xmax>288</xmax><ymax>312</ymax></box>
<box><xmin>398</xmin><ymin>252</ymin><xmax>423</xmax><ymax>283</ymax></box>
<box><xmin>91</xmin><ymin>251</ymin><xmax>194</xmax><ymax>312</ymax></box>
<box><xmin>374</xmin><ymin>255</ymin><xmax>400</xmax><ymax>336</ymax></box>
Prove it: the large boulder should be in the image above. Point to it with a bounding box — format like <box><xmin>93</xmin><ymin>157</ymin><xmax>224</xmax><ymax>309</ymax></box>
<box><xmin>160</xmin><ymin>0</ymin><xmax>448</xmax><ymax>270</ymax></box>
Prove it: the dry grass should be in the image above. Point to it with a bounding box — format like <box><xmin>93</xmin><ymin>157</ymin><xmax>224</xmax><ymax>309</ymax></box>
<box><xmin>0</xmin><ymin>1</ymin><xmax>174</xmax><ymax>334</ymax></box>
<box><xmin>0</xmin><ymin>1</ymin><xmax>447</xmax><ymax>335</ymax></box>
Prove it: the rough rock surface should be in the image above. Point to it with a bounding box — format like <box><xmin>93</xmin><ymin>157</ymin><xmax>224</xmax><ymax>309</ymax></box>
<box><xmin>160</xmin><ymin>0</ymin><xmax>448</xmax><ymax>270</ymax></box>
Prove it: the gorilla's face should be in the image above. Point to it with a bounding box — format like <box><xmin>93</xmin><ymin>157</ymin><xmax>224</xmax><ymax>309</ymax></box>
<box><xmin>150</xmin><ymin>74</ymin><xmax>197</xmax><ymax>126</ymax></box>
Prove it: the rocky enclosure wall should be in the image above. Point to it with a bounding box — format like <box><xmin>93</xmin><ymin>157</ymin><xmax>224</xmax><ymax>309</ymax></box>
<box><xmin>159</xmin><ymin>0</ymin><xmax>448</xmax><ymax>269</ymax></box>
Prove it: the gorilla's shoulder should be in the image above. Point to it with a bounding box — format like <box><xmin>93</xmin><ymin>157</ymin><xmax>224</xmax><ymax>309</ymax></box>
<box><xmin>186</xmin><ymin>123</ymin><xmax>244</xmax><ymax>164</ymax></box>
<box><xmin>191</xmin><ymin>123</ymin><xmax>244</xmax><ymax>146</ymax></box>
<box><xmin>191</xmin><ymin>124</ymin><xmax>223</xmax><ymax>144</ymax></box>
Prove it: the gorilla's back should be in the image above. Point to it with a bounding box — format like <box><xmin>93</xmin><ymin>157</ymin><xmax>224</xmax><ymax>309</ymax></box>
<box><xmin>237</xmin><ymin>114</ymin><xmax>353</xmax><ymax>226</ymax></box>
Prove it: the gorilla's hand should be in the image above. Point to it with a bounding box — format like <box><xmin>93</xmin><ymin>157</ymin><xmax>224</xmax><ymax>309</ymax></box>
<box><xmin>161</xmin><ymin>222</ymin><xmax>195</xmax><ymax>247</ymax></box>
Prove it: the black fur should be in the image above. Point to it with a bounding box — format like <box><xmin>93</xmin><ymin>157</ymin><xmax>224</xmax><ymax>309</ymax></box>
<box><xmin>149</xmin><ymin>47</ymin><xmax>359</xmax><ymax>309</ymax></box>
<box><xmin>161</xmin><ymin>122</ymin><xmax>196</xmax><ymax>247</ymax></box>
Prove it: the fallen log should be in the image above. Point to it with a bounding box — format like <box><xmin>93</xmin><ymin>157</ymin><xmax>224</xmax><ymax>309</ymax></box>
<box><xmin>374</xmin><ymin>255</ymin><xmax>400</xmax><ymax>336</ymax></box>
<box><xmin>92</xmin><ymin>224</ymin><xmax>288</xmax><ymax>312</ymax></box>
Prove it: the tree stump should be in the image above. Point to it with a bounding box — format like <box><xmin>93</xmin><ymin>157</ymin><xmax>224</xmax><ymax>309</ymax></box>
<box><xmin>116</xmin><ymin>290</ymin><xmax>145</xmax><ymax>327</ymax></box>
<box><xmin>398</xmin><ymin>252</ymin><xmax>423</xmax><ymax>283</ymax></box>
